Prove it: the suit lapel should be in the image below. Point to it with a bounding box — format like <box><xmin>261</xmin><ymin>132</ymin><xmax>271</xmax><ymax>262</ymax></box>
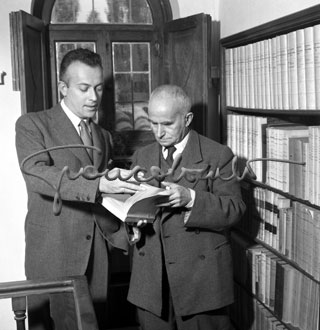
<box><xmin>173</xmin><ymin>130</ymin><xmax>209</xmax><ymax>189</ymax></box>
<box><xmin>161</xmin><ymin>131</ymin><xmax>209</xmax><ymax>223</ymax></box>
<box><xmin>49</xmin><ymin>104</ymin><xmax>92</xmax><ymax>165</ymax></box>
<box><xmin>90</xmin><ymin>121</ymin><xmax>105</xmax><ymax>169</ymax></box>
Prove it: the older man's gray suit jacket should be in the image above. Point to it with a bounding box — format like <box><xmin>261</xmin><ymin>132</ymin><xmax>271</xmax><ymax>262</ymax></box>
<box><xmin>128</xmin><ymin>130</ymin><xmax>246</xmax><ymax>317</ymax></box>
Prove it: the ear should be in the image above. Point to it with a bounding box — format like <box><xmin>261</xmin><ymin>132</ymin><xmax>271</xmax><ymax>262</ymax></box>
<box><xmin>185</xmin><ymin>112</ymin><xmax>193</xmax><ymax>127</ymax></box>
<box><xmin>58</xmin><ymin>81</ymin><xmax>68</xmax><ymax>97</ymax></box>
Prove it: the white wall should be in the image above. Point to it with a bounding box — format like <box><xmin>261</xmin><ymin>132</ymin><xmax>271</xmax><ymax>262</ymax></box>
<box><xmin>0</xmin><ymin>0</ymin><xmax>29</xmax><ymax>328</ymax></box>
<box><xmin>170</xmin><ymin>0</ymin><xmax>219</xmax><ymax>21</ymax></box>
<box><xmin>219</xmin><ymin>0</ymin><xmax>320</xmax><ymax>38</ymax></box>
<box><xmin>0</xmin><ymin>0</ymin><xmax>318</xmax><ymax>328</ymax></box>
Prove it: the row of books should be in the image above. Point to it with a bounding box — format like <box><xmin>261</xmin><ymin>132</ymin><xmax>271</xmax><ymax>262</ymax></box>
<box><xmin>231</xmin><ymin>283</ymin><xmax>289</xmax><ymax>330</ymax></box>
<box><xmin>240</xmin><ymin>185</ymin><xmax>320</xmax><ymax>281</ymax></box>
<box><xmin>225</xmin><ymin>24</ymin><xmax>320</xmax><ymax>110</ymax></box>
<box><xmin>227</xmin><ymin>114</ymin><xmax>320</xmax><ymax>205</ymax></box>
<box><xmin>227</xmin><ymin>114</ymin><xmax>267</xmax><ymax>182</ymax></box>
<box><xmin>231</xmin><ymin>234</ymin><xmax>320</xmax><ymax>330</ymax></box>
<box><xmin>266</xmin><ymin>124</ymin><xmax>320</xmax><ymax>204</ymax></box>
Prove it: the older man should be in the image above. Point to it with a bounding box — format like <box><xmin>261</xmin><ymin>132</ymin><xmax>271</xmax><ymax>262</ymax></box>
<box><xmin>128</xmin><ymin>85</ymin><xmax>246</xmax><ymax>330</ymax></box>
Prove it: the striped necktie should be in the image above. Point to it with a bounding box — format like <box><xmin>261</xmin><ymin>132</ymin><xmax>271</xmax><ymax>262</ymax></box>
<box><xmin>79</xmin><ymin>119</ymin><xmax>93</xmax><ymax>160</ymax></box>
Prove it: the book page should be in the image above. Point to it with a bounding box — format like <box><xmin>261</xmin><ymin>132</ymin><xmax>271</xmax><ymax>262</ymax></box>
<box><xmin>101</xmin><ymin>184</ymin><xmax>170</xmax><ymax>222</ymax></box>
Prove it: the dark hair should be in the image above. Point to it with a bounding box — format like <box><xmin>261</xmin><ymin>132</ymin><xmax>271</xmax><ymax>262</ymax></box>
<box><xmin>59</xmin><ymin>48</ymin><xmax>102</xmax><ymax>81</ymax></box>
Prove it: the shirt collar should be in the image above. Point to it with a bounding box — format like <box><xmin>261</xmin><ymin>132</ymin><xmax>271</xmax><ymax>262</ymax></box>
<box><xmin>60</xmin><ymin>99</ymin><xmax>90</xmax><ymax>134</ymax></box>
<box><xmin>162</xmin><ymin>132</ymin><xmax>190</xmax><ymax>158</ymax></box>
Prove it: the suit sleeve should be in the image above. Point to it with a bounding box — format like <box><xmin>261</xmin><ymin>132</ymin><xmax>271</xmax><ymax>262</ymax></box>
<box><xmin>185</xmin><ymin>146</ymin><xmax>246</xmax><ymax>231</ymax></box>
<box><xmin>15</xmin><ymin>114</ymin><xmax>100</xmax><ymax>203</ymax></box>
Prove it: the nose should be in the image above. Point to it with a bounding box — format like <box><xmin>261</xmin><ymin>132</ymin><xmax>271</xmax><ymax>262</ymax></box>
<box><xmin>89</xmin><ymin>88</ymin><xmax>98</xmax><ymax>101</ymax></box>
<box><xmin>155</xmin><ymin>124</ymin><xmax>165</xmax><ymax>138</ymax></box>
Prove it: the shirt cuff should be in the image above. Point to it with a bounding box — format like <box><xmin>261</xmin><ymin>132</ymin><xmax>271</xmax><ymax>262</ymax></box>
<box><xmin>186</xmin><ymin>189</ymin><xmax>195</xmax><ymax>208</ymax></box>
<box><xmin>184</xmin><ymin>189</ymin><xmax>195</xmax><ymax>223</ymax></box>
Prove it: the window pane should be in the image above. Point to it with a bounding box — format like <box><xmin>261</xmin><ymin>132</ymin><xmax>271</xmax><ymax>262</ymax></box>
<box><xmin>114</xmin><ymin>74</ymin><xmax>132</xmax><ymax>103</ymax></box>
<box><xmin>51</xmin><ymin>0</ymin><xmax>152</xmax><ymax>24</ymax></box>
<box><xmin>113</xmin><ymin>44</ymin><xmax>130</xmax><ymax>72</ymax></box>
<box><xmin>132</xmin><ymin>43</ymin><xmax>149</xmax><ymax>71</ymax></box>
<box><xmin>113</xmin><ymin>42</ymin><xmax>151</xmax><ymax>131</ymax></box>
<box><xmin>133</xmin><ymin>73</ymin><xmax>149</xmax><ymax>101</ymax></box>
<box><xmin>115</xmin><ymin>103</ymin><xmax>133</xmax><ymax>131</ymax></box>
<box><xmin>134</xmin><ymin>102</ymin><xmax>150</xmax><ymax>130</ymax></box>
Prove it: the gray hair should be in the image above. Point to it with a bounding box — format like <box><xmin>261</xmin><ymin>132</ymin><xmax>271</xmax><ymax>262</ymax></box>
<box><xmin>149</xmin><ymin>85</ymin><xmax>191</xmax><ymax>113</ymax></box>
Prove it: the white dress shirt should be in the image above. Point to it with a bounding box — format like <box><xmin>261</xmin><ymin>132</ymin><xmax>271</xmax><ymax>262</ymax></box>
<box><xmin>162</xmin><ymin>132</ymin><xmax>195</xmax><ymax>220</ymax></box>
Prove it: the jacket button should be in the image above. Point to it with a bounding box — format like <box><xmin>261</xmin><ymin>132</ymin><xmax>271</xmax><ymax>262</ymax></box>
<box><xmin>139</xmin><ymin>251</ymin><xmax>145</xmax><ymax>256</ymax></box>
<box><xmin>86</xmin><ymin>235</ymin><xmax>92</xmax><ymax>240</ymax></box>
<box><xmin>195</xmin><ymin>229</ymin><xmax>200</xmax><ymax>234</ymax></box>
<box><xmin>199</xmin><ymin>255</ymin><xmax>205</xmax><ymax>260</ymax></box>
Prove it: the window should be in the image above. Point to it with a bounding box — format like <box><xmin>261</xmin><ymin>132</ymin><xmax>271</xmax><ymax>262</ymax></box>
<box><xmin>51</xmin><ymin>0</ymin><xmax>152</xmax><ymax>24</ymax></box>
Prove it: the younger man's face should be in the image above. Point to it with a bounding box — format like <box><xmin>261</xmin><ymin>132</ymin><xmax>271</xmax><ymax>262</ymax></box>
<box><xmin>60</xmin><ymin>60</ymin><xmax>104</xmax><ymax>119</ymax></box>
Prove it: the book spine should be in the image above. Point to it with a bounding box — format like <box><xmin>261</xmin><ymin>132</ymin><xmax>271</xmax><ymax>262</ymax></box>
<box><xmin>304</xmin><ymin>26</ymin><xmax>316</xmax><ymax>109</ymax></box>
<box><xmin>280</xmin><ymin>34</ymin><xmax>289</xmax><ymax>110</ymax></box>
<box><xmin>247</xmin><ymin>44</ymin><xmax>255</xmax><ymax>108</ymax></box>
<box><xmin>314</xmin><ymin>24</ymin><xmax>320</xmax><ymax>109</ymax></box>
<box><xmin>287</xmin><ymin>31</ymin><xmax>299</xmax><ymax>110</ymax></box>
<box><xmin>225</xmin><ymin>48</ymin><xmax>233</xmax><ymax>107</ymax></box>
<box><xmin>296</xmin><ymin>29</ymin><xmax>307</xmax><ymax>109</ymax></box>
<box><xmin>275</xmin><ymin>36</ymin><xmax>283</xmax><ymax>109</ymax></box>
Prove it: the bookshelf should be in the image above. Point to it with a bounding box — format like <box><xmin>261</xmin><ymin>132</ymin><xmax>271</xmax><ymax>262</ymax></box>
<box><xmin>220</xmin><ymin>5</ymin><xmax>320</xmax><ymax>330</ymax></box>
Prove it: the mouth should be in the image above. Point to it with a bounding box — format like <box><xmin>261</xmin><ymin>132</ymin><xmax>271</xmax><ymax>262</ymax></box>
<box><xmin>86</xmin><ymin>105</ymin><xmax>98</xmax><ymax>111</ymax></box>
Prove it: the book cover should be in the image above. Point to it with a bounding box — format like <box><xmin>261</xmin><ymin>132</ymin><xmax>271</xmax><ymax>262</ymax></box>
<box><xmin>101</xmin><ymin>184</ymin><xmax>170</xmax><ymax>223</ymax></box>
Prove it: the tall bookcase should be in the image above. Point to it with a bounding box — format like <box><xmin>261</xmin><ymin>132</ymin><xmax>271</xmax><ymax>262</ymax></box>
<box><xmin>220</xmin><ymin>5</ymin><xmax>320</xmax><ymax>330</ymax></box>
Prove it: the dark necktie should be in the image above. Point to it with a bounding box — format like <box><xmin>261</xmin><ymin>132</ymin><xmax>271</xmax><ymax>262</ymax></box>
<box><xmin>79</xmin><ymin>120</ymin><xmax>93</xmax><ymax>160</ymax></box>
<box><xmin>165</xmin><ymin>146</ymin><xmax>176</xmax><ymax>167</ymax></box>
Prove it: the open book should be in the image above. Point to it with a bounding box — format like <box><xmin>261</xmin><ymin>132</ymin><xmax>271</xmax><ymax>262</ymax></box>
<box><xmin>101</xmin><ymin>184</ymin><xmax>170</xmax><ymax>223</ymax></box>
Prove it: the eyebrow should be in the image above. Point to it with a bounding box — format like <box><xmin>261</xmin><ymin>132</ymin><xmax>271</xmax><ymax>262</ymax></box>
<box><xmin>149</xmin><ymin>119</ymin><xmax>173</xmax><ymax>125</ymax></box>
<box><xmin>77</xmin><ymin>82</ymin><xmax>103</xmax><ymax>88</ymax></box>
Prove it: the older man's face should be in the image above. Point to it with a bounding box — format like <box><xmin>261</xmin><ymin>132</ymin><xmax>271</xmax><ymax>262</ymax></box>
<box><xmin>148</xmin><ymin>98</ymin><xmax>190</xmax><ymax>148</ymax></box>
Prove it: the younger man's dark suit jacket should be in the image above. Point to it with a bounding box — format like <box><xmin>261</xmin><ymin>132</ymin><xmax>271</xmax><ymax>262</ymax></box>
<box><xmin>15</xmin><ymin>104</ymin><xmax>128</xmax><ymax>281</ymax></box>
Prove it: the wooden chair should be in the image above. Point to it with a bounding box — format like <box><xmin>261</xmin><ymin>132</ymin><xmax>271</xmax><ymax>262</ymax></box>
<box><xmin>0</xmin><ymin>275</ymin><xmax>98</xmax><ymax>330</ymax></box>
